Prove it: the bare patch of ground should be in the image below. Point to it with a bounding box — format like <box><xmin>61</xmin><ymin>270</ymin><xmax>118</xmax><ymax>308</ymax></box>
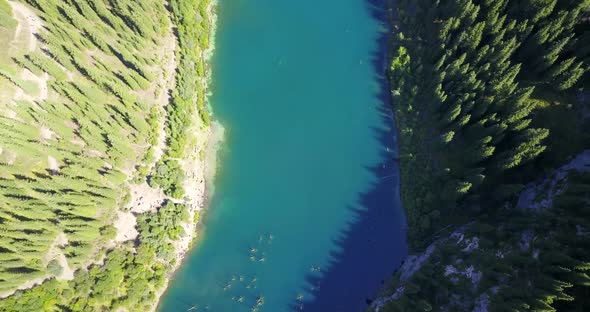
<box><xmin>39</xmin><ymin>125</ymin><xmax>55</xmax><ymax>142</ymax></box>
<box><xmin>21</xmin><ymin>69</ymin><xmax>48</xmax><ymax>101</ymax></box>
<box><xmin>10</xmin><ymin>84</ymin><xmax>35</xmax><ymax>103</ymax></box>
<box><xmin>46</xmin><ymin>233</ymin><xmax>74</xmax><ymax>281</ymax></box>
<box><xmin>114</xmin><ymin>211</ymin><xmax>139</xmax><ymax>242</ymax></box>
<box><xmin>129</xmin><ymin>182</ymin><xmax>167</xmax><ymax>214</ymax></box>
<box><xmin>47</xmin><ymin>155</ymin><xmax>59</xmax><ymax>173</ymax></box>
<box><xmin>4</xmin><ymin>150</ymin><xmax>17</xmax><ymax>165</ymax></box>
<box><xmin>64</xmin><ymin>120</ymin><xmax>79</xmax><ymax>129</ymax></box>
<box><xmin>70</xmin><ymin>138</ymin><xmax>85</xmax><ymax>147</ymax></box>
<box><xmin>517</xmin><ymin>150</ymin><xmax>590</xmax><ymax>211</ymax></box>
<box><xmin>8</xmin><ymin>1</ymin><xmax>42</xmax><ymax>52</ymax></box>
<box><xmin>87</xmin><ymin>149</ymin><xmax>103</xmax><ymax>158</ymax></box>
<box><xmin>3</xmin><ymin>109</ymin><xmax>20</xmax><ymax>120</ymax></box>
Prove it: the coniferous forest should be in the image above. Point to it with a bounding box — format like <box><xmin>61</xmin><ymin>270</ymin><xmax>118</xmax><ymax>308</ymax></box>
<box><xmin>369</xmin><ymin>0</ymin><xmax>590</xmax><ymax>311</ymax></box>
<box><xmin>0</xmin><ymin>0</ymin><xmax>214</xmax><ymax>310</ymax></box>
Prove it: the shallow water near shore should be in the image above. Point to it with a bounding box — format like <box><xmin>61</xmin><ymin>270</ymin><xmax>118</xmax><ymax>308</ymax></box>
<box><xmin>158</xmin><ymin>0</ymin><xmax>407</xmax><ymax>311</ymax></box>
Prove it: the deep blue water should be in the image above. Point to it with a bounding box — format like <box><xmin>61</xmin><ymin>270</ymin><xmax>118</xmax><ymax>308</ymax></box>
<box><xmin>158</xmin><ymin>0</ymin><xmax>407</xmax><ymax>311</ymax></box>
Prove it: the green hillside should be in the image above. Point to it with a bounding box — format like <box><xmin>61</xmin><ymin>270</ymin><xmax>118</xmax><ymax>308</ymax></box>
<box><xmin>0</xmin><ymin>0</ymin><xmax>214</xmax><ymax>310</ymax></box>
<box><xmin>0</xmin><ymin>0</ymin><xmax>174</xmax><ymax>292</ymax></box>
<box><xmin>370</xmin><ymin>0</ymin><xmax>590</xmax><ymax>310</ymax></box>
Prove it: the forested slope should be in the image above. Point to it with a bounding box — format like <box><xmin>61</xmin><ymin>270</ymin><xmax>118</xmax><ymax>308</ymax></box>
<box><xmin>0</xmin><ymin>0</ymin><xmax>215</xmax><ymax>310</ymax></box>
<box><xmin>0</xmin><ymin>0</ymin><xmax>174</xmax><ymax>293</ymax></box>
<box><xmin>370</xmin><ymin>0</ymin><xmax>590</xmax><ymax>311</ymax></box>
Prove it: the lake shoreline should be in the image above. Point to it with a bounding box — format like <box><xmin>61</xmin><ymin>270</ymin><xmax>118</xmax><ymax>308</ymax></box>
<box><xmin>157</xmin><ymin>0</ymin><xmax>412</xmax><ymax>310</ymax></box>
<box><xmin>364</xmin><ymin>0</ymin><xmax>415</xmax><ymax>309</ymax></box>
<box><xmin>300</xmin><ymin>0</ymin><xmax>409</xmax><ymax>310</ymax></box>
<box><xmin>151</xmin><ymin>0</ymin><xmax>221</xmax><ymax>311</ymax></box>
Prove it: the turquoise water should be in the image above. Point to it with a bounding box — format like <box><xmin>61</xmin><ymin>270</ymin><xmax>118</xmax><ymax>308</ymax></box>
<box><xmin>158</xmin><ymin>0</ymin><xmax>407</xmax><ymax>311</ymax></box>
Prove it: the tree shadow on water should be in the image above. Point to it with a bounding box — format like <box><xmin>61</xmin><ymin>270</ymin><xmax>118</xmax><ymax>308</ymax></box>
<box><xmin>290</xmin><ymin>0</ymin><xmax>407</xmax><ymax>311</ymax></box>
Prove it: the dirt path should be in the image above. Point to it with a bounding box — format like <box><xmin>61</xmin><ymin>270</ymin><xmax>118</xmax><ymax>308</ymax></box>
<box><xmin>8</xmin><ymin>2</ymin><xmax>23</xmax><ymax>53</ymax></box>
<box><xmin>0</xmin><ymin>233</ymin><xmax>73</xmax><ymax>298</ymax></box>
<box><xmin>47</xmin><ymin>233</ymin><xmax>74</xmax><ymax>281</ymax></box>
<box><xmin>8</xmin><ymin>1</ymin><xmax>49</xmax><ymax>103</ymax></box>
<box><xmin>8</xmin><ymin>1</ymin><xmax>41</xmax><ymax>52</ymax></box>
